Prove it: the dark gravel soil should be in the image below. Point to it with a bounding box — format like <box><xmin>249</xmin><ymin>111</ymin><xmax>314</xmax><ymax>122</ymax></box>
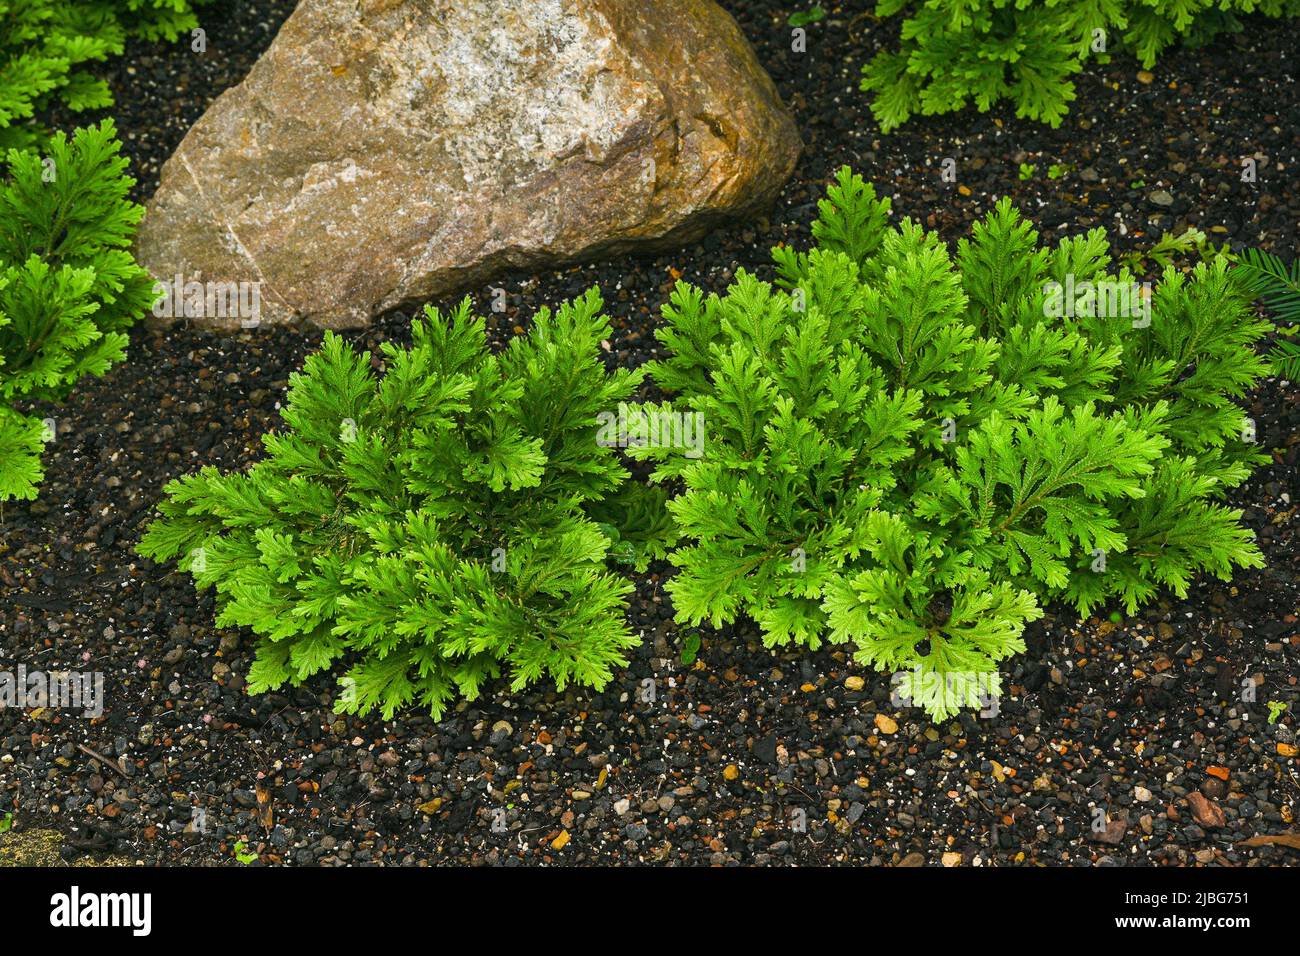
<box><xmin>2</xmin><ymin>0</ymin><xmax>1298</xmax><ymax>866</ymax></box>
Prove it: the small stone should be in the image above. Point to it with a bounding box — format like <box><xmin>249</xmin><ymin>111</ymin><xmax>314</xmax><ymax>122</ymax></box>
<box><xmin>491</xmin><ymin>720</ymin><xmax>512</xmax><ymax>736</ymax></box>
<box><xmin>874</xmin><ymin>714</ymin><xmax>898</xmax><ymax>735</ymax></box>
<box><xmin>723</xmin><ymin>764</ymin><xmax>740</xmax><ymax>781</ymax></box>
<box><xmin>1149</xmin><ymin>189</ymin><xmax>1174</xmax><ymax>207</ymax></box>
<box><xmin>897</xmin><ymin>852</ymin><xmax>926</xmax><ymax>867</ymax></box>
<box><xmin>1134</xmin><ymin>786</ymin><xmax>1152</xmax><ymax>802</ymax></box>
<box><xmin>1089</xmin><ymin>813</ymin><xmax>1128</xmax><ymax>845</ymax></box>
<box><xmin>613</xmin><ymin>798</ymin><xmax>631</xmax><ymax>816</ymax></box>
<box><xmin>752</xmin><ymin>734</ymin><xmax>778</xmax><ymax>765</ymax></box>
<box><xmin>551</xmin><ymin>830</ymin><xmax>570</xmax><ymax>850</ymax></box>
<box><xmin>941</xmin><ymin>851</ymin><xmax>961</xmax><ymax>867</ymax></box>
<box><xmin>1137</xmin><ymin>70</ymin><xmax>1155</xmax><ymax>84</ymax></box>
<box><xmin>1278</xmin><ymin>742</ymin><xmax>1298</xmax><ymax>758</ymax></box>
<box><xmin>1187</xmin><ymin>792</ymin><xmax>1226</xmax><ymax>828</ymax></box>
<box><xmin>844</xmin><ymin>675</ymin><xmax>865</xmax><ymax>691</ymax></box>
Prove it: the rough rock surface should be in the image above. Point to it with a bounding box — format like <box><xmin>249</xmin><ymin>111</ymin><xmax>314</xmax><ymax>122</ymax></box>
<box><xmin>136</xmin><ymin>0</ymin><xmax>802</xmax><ymax>329</ymax></box>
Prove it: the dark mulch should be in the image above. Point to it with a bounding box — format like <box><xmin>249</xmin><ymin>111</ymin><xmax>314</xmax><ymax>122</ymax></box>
<box><xmin>2</xmin><ymin>0</ymin><xmax>1298</xmax><ymax>866</ymax></box>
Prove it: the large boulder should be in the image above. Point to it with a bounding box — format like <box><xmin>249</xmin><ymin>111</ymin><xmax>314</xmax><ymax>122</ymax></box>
<box><xmin>137</xmin><ymin>0</ymin><xmax>801</xmax><ymax>329</ymax></box>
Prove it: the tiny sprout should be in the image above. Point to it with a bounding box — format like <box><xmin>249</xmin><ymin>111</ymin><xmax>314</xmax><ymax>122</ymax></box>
<box><xmin>788</xmin><ymin>6</ymin><xmax>826</xmax><ymax>27</ymax></box>
<box><xmin>680</xmin><ymin>631</ymin><xmax>702</xmax><ymax>667</ymax></box>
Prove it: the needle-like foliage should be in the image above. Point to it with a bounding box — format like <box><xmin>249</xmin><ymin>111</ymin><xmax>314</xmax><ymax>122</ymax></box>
<box><xmin>1234</xmin><ymin>247</ymin><xmax>1300</xmax><ymax>380</ymax></box>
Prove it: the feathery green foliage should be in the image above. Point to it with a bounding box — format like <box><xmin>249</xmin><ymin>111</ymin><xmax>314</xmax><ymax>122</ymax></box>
<box><xmin>1233</xmin><ymin>248</ymin><xmax>1300</xmax><ymax>380</ymax></box>
<box><xmin>642</xmin><ymin>167</ymin><xmax>1269</xmax><ymax>719</ymax></box>
<box><xmin>0</xmin><ymin>118</ymin><xmax>153</xmax><ymax>502</ymax></box>
<box><xmin>861</xmin><ymin>0</ymin><xmax>1300</xmax><ymax>131</ymax></box>
<box><xmin>1</xmin><ymin>0</ymin><xmax>205</xmax><ymax>150</ymax></box>
<box><xmin>139</xmin><ymin>291</ymin><xmax>668</xmax><ymax>720</ymax></box>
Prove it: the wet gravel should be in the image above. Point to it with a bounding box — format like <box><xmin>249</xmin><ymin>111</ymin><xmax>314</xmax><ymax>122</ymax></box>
<box><xmin>1</xmin><ymin>0</ymin><xmax>1298</xmax><ymax>866</ymax></box>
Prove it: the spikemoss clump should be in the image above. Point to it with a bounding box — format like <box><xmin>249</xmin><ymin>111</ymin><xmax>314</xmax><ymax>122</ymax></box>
<box><xmin>1</xmin><ymin>119</ymin><xmax>153</xmax><ymax>502</ymax></box>
<box><xmin>1</xmin><ymin>0</ymin><xmax>208</xmax><ymax>149</ymax></box>
<box><xmin>139</xmin><ymin>291</ymin><xmax>673</xmax><ymax>719</ymax></box>
<box><xmin>640</xmin><ymin>167</ymin><xmax>1269</xmax><ymax>718</ymax></box>
<box><xmin>862</xmin><ymin>0</ymin><xmax>1300</xmax><ymax>131</ymax></box>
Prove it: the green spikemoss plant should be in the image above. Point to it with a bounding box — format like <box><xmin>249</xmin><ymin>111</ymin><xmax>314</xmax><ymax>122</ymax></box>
<box><xmin>639</xmin><ymin>167</ymin><xmax>1269</xmax><ymax>719</ymax></box>
<box><xmin>861</xmin><ymin>0</ymin><xmax>1300</xmax><ymax>131</ymax></box>
<box><xmin>1</xmin><ymin>119</ymin><xmax>153</xmax><ymax>502</ymax></box>
<box><xmin>1</xmin><ymin>0</ymin><xmax>208</xmax><ymax>149</ymax></box>
<box><xmin>138</xmin><ymin>291</ymin><xmax>674</xmax><ymax>719</ymax></box>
